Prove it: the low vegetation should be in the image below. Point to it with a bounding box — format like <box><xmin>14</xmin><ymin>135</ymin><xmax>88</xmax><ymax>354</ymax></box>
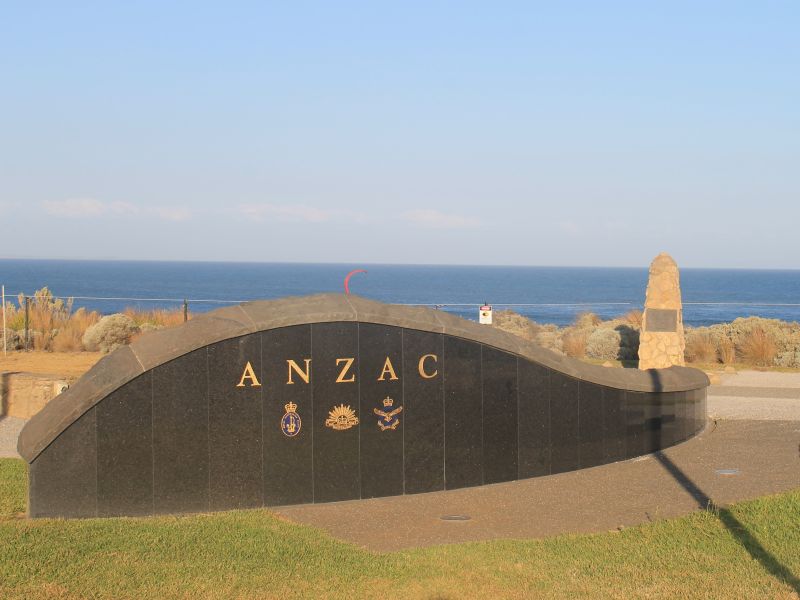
<box><xmin>2</xmin><ymin>287</ymin><xmax>187</xmax><ymax>353</ymax></box>
<box><xmin>1</xmin><ymin>458</ymin><xmax>800</xmax><ymax>598</ymax></box>
<box><xmin>493</xmin><ymin>309</ymin><xmax>800</xmax><ymax>369</ymax></box>
<box><xmin>3</xmin><ymin>287</ymin><xmax>800</xmax><ymax>369</ymax></box>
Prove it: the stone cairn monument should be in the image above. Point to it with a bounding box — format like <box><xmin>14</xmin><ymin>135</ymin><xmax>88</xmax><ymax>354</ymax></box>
<box><xmin>638</xmin><ymin>252</ymin><xmax>686</xmax><ymax>370</ymax></box>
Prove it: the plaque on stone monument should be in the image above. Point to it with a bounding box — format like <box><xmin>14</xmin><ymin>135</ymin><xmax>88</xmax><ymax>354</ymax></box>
<box><xmin>645</xmin><ymin>308</ymin><xmax>678</xmax><ymax>333</ymax></box>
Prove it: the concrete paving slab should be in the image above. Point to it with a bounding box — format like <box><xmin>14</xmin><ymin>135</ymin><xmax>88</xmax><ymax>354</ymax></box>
<box><xmin>0</xmin><ymin>416</ymin><xmax>26</xmax><ymax>458</ymax></box>
<box><xmin>274</xmin><ymin>419</ymin><xmax>800</xmax><ymax>551</ymax></box>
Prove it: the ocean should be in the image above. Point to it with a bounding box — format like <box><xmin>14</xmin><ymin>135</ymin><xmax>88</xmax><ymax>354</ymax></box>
<box><xmin>1</xmin><ymin>259</ymin><xmax>800</xmax><ymax>327</ymax></box>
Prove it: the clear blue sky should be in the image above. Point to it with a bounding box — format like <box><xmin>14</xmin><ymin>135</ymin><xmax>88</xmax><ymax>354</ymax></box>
<box><xmin>1</xmin><ymin>2</ymin><xmax>798</xmax><ymax>268</ymax></box>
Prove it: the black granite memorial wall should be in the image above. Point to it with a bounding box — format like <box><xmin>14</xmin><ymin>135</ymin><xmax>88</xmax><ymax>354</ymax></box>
<box><xmin>18</xmin><ymin>294</ymin><xmax>709</xmax><ymax>518</ymax></box>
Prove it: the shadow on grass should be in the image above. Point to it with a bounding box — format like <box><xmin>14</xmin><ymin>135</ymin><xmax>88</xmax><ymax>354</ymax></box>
<box><xmin>654</xmin><ymin>451</ymin><xmax>800</xmax><ymax>594</ymax></box>
<box><xmin>644</xmin><ymin>367</ymin><xmax>800</xmax><ymax>593</ymax></box>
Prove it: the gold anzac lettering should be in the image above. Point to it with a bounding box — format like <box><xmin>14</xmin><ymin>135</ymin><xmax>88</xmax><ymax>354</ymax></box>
<box><xmin>418</xmin><ymin>354</ymin><xmax>438</xmax><ymax>379</ymax></box>
<box><xmin>236</xmin><ymin>361</ymin><xmax>261</xmax><ymax>387</ymax></box>
<box><xmin>287</xmin><ymin>359</ymin><xmax>311</xmax><ymax>384</ymax></box>
<box><xmin>335</xmin><ymin>357</ymin><xmax>356</xmax><ymax>383</ymax></box>
<box><xmin>377</xmin><ymin>356</ymin><xmax>399</xmax><ymax>381</ymax></box>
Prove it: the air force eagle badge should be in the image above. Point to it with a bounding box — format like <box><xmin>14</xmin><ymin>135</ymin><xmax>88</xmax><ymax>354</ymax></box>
<box><xmin>373</xmin><ymin>396</ymin><xmax>403</xmax><ymax>431</ymax></box>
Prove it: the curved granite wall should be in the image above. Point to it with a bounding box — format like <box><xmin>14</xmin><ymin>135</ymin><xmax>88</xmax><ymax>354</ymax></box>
<box><xmin>18</xmin><ymin>294</ymin><xmax>708</xmax><ymax>518</ymax></box>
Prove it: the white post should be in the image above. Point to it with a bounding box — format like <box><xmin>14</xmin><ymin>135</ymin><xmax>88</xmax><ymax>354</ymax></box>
<box><xmin>2</xmin><ymin>285</ymin><xmax>6</xmax><ymax>357</ymax></box>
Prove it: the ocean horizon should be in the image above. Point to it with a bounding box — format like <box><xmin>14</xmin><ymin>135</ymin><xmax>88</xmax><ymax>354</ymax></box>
<box><xmin>2</xmin><ymin>258</ymin><xmax>800</xmax><ymax>327</ymax></box>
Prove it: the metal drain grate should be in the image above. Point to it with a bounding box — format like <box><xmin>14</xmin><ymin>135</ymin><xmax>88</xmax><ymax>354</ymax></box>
<box><xmin>715</xmin><ymin>468</ymin><xmax>740</xmax><ymax>476</ymax></box>
<box><xmin>440</xmin><ymin>515</ymin><xmax>472</xmax><ymax>521</ymax></box>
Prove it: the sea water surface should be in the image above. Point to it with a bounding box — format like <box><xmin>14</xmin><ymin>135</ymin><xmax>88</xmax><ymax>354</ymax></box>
<box><xmin>1</xmin><ymin>259</ymin><xmax>800</xmax><ymax>327</ymax></box>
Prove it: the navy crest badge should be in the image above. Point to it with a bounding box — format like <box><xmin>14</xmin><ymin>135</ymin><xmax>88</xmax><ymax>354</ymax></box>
<box><xmin>281</xmin><ymin>401</ymin><xmax>302</xmax><ymax>437</ymax></box>
<box><xmin>373</xmin><ymin>396</ymin><xmax>403</xmax><ymax>431</ymax></box>
<box><xmin>325</xmin><ymin>404</ymin><xmax>359</xmax><ymax>431</ymax></box>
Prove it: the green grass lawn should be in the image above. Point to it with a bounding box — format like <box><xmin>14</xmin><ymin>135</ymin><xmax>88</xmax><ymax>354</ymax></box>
<box><xmin>2</xmin><ymin>458</ymin><xmax>800</xmax><ymax>599</ymax></box>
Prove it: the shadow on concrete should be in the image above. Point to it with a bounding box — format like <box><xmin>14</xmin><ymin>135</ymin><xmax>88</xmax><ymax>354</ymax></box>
<box><xmin>647</xmin><ymin>368</ymin><xmax>800</xmax><ymax>594</ymax></box>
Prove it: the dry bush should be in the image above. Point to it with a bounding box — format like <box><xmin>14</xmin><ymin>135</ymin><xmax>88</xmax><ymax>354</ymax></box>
<box><xmin>621</xmin><ymin>310</ymin><xmax>643</xmax><ymax>329</ymax></box>
<box><xmin>737</xmin><ymin>327</ymin><xmax>778</xmax><ymax>366</ymax></box>
<box><xmin>562</xmin><ymin>329</ymin><xmax>588</xmax><ymax>358</ymax></box>
<box><xmin>718</xmin><ymin>338</ymin><xmax>736</xmax><ymax>364</ymax></box>
<box><xmin>123</xmin><ymin>307</ymin><xmax>187</xmax><ymax>328</ymax></box>
<box><xmin>586</xmin><ymin>328</ymin><xmax>621</xmax><ymax>360</ymax></box>
<box><xmin>492</xmin><ymin>310</ymin><xmax>540</xmax><ymax>342</ymax></box>
<box><xmin>52</xmin><ymin>308</ymin><xmax>101</xmax><ymax>352</ymax></box>
<box><xmin>83</xmin><ymin>314</ymin><xmax>140</xmax><ymax>353</ymax></box>
<box><xmin>573</xmin><ymin>312</ymin><xmax>600</xmax><ymax>329</ymax></box>
<box><xmin>684</xmin><ymin>332</ymin><xmax>717</xmax><ymax>363</ymax></box>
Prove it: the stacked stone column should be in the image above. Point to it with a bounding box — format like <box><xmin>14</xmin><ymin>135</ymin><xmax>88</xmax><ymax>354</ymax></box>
<box><xmin>638</xmin><ymin>253</ymin><xmax>685</xmax><ymax>370</ymax></box>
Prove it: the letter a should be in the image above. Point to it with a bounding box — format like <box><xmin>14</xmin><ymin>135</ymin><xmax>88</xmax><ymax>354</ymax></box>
<box><xmin>377</xmin><ymin>356</ymin><xmax>399</xmax><ymax>381</ymax></box>
<box><xmin>237</xmin><ymin>361</ymin><xmax>261</xmax><ymax>387</ymax></box>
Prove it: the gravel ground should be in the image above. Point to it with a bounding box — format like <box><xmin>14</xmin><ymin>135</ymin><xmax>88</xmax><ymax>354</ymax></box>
<box><xmin>0</xmin><ymin>416</ymin><xmax>26</xmax><ymax>458</ymax></box>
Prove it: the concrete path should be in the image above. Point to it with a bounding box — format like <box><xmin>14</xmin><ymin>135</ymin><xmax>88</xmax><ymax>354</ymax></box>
<box><xmin>276</xmin><ymin>371</ymin><xmax>800</xmax><ymax>551</ymax></box>
<box><xmin>275</xmin><ymin>419</ymin><xmax>800</xmax><ymax>550</ymax></box>
<box><xmin>0</xmin><ymin>416</ymin><xmax>26</xmax><ymax>458</ymax></box>
<box><xmin>709</xmin><ymin>370</ymin><xmax>800</xmax><ymax>421</ymax></box>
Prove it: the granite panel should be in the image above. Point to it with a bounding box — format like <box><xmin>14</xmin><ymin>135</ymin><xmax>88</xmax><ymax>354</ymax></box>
<box><xmin>402</xmin><ymin>329</ymin><xmax>445</xmax><ymax>494</ymax></box>
<box><xmin>152</xmin><ymin>348</ymin><xmax>209</xmax><ymax>514</ymax></box>
<box><xmin>601</xmin><ymin>387</ymin><xmax>626</xmax><ymax>463</ymax></box>
<box><xmin>517</xmin><ymin>360</ymin><xmax>551</xmax><ymax>478</ymax></box>
<box><xmin>263</xmin><ymin>325</ymin><xmax>314</xmax><ymax>505</ymax></box>
<box><xmin>17</xmin><ymin>345</ymin><xmax>144</xmax><ymax>462</ymax></box>
<box><xmin>312</xmin><ymin>322</ymin><xmax>360</xmax><ymax>502</ymax></box>
<box><xmin>694</xmin><ymin>388</ymin><xmax>708</xmax><ymax>434</ymax></box>
<box><xmin>642</xmin><ymin>392</ymin><xmax>663</xmax><ymax>454</ymax></box>
<box><xmin>358</xmin><ymin>323</ymin><xmax>404</xmax><ymax>499</ymax></box>
<box><xmin>578</xmin><ymin>381</ymin><xmax>604</xmax><ymax>469</ymax></box>
<box><xmin>481</xmin><ymin>347</ymin><xmax>518</xmax><ymax>485</ymax></box>
<box><xmin>97</xmin><ymin>373</ymin><xmax>153</xmax><ymax>516</ymax></box>
<box><xmin>673</xmin><ymin>388</ymin><xmax>689</xmax><ymax>442</ymax></box>
<box><xmin>624</xmin><ymin>391</ymin><xmax>646</xmax><ymax>459</ymax></box>
<box><xmin>658</xmin><ymin>391</ymin><xmax>678</xmax><ymax>449</ymax></box>
<box><xmin>549</xmin><ymin>373</ymin><xmax>580</xmax><ymax>474</ymax></box>
<box><xmin>443</xmin><ymin>336</ymin><xmax>483</xmax><ymax>489</ymax></box>
<box><xmin>208</xmin><ymin>334</ymin><xmax>263</xmax><ymax>511</ymax></box>
<box><xmin>29</xmin><ymin>408</ymin><xmax>97</xmax><ymax>518</ymax></box>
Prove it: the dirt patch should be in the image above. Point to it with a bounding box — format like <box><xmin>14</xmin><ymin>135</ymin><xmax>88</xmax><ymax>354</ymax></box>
<box><xmin>0</xmin><ymin>351</ymin><xmax>102</xmax><ymax>381</ymax></box>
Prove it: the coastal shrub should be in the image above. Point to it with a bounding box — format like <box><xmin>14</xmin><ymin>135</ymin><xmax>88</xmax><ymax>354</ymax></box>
<box><xmin>123</xmin><ymin>307</ymin><xmax>187</xmax><ymax>328</ymax></box>
<box><xmin>614</xmin><ymin>324</ymin><xmax>640</xmax><ymax>360</ymax></box>
<box><xmin>52</xmin><ymin>308</ymin><xmax>100</xmax><ymax>352</ymax></box>
<box><xmin>685</xmin><ymin>331</ymin><xmax>717</xmax><ymax>364</ymax></box>
<box><xmin>776</xmin><ymin>351</ymin><xmax>800</xmax><ymax>368</ymax></box>
<box><xmin>573</xmin><ymin>312</ymin><xmax>600</xmax><ymax>329</ymax></box>
<box><xmin>1</xmin><ymin>329</ymin><xmax>24</xmax><ymax>351</ymax></box>
<box><xmin>737</xmin><ymin>327</ymin><xmax>778</xmax><ymax>366</ymax></box>
<box><xmin>535</xmin><ymin>324</ymin><xmax>563</xmax><ymax>353</ymax></box>
<box><xmin>586</xmin><ymin>328</ymin><xmax>622</xmax><ymax>360</ymax></box>
<box><xmin>718</xmin><ymin>338</ymin><xmax>736</xmax><ymax>364</ymax></box>
<box><xmin>491</xmin><ymin>310</ymin><xmax>540</xmax><ymax>342</ymax></box>
<box><xmin>562</xmin><ymin>329</ymin><xmax>588</xmax><ymax>358</ymax></box>
<box><xmin>622</xmin><ymin>310</ymin><xmax>643</xmax><ymax>329</ymax></box>
<box><xmin>82</xmin><ymin>314</ymin><xmax>140</xmax><ymax>353</ymax></box>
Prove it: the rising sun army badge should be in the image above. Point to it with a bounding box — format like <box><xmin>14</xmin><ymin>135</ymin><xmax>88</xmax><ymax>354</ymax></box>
<box><xmin>325</xmin><ymin>404</ymin><xmax>359</xmax><ymax>431</ymax></box>
<box><xmin>373</xmin><ymin>396</ymin><xmax>403</xmax><ymax>431</ymax></box>
<box><xmin>281</xmin><ymin>401</ymin><xmax>301</xmax><ymax>437</ymax></box>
